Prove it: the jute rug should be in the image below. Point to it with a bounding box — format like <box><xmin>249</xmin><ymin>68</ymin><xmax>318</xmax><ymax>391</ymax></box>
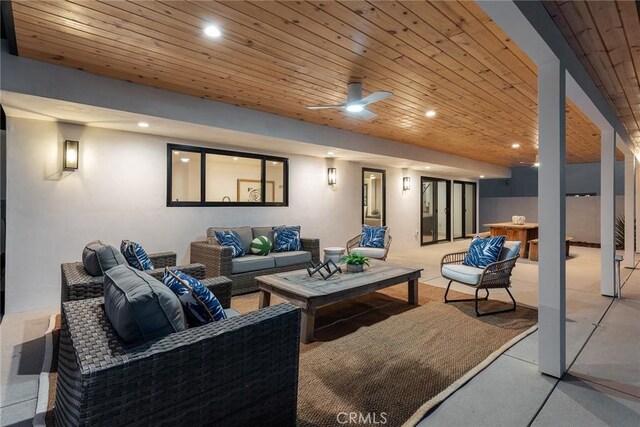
<box><xmin>38</xmin><ymin>283</ymin><xmax>537</xmax><ymax>426</ymax></box>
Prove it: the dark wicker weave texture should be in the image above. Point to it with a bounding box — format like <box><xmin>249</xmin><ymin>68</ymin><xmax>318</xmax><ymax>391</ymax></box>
<box><xmin>191</xmin><ymin>237</ymin><xmax>320</xmax><ymax>295</ymax></box>
<box><xmin>61</xmin><ymin>252</ymin><xmax>206</xmax><ymax>302</ymax></box>
<box><xmin>55</xmin><ymin>276</ymin><xmax>301</xmax><ymax>427</ymax></box>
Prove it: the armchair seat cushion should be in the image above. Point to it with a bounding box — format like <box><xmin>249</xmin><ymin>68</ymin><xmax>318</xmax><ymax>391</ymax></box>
<box><xmin>224</xmin><ymin>308</ymin><xmax>241</xmax><ymax>318</ymax></box>
<box><xmin>270</xmin><ymin>251</ymin><xmax>311</xmax><ymax>267</ymax></box>
<box><xmin>442</xmin><ymin>264</ymin><xmax>484</xmax><ymax>286</ymax></box>
<box><xmin>231</xmin><ymin>255</ymin><xmax>276</xmax><ymax>273</ymax></box>
<box><xmin>350</xmin><ymin>247</ymin><xmax>387</xmax><ymax>259</ymax></box>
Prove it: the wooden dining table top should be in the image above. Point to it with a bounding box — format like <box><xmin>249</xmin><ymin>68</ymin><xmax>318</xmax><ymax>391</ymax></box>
<box><xmin>483</xmin><ymin>222</ymin><xmax>539</xmax><ymax>229</ymax></box>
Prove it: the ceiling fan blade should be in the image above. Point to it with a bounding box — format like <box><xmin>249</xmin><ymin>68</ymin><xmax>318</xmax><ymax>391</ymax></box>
<box><xmin>359</xmin><ymin>108</ymin><xmax>377</xmax><ymax>120</ymax></box>
<box><xmin>306</xmin><ymin>104</ymin><xmax>345</xmax><ymax>110</ymax></box>
<box><xmin>359</xmin><ymin>91</ymin><xmax>393</xmax><ymax>105</ymax></box>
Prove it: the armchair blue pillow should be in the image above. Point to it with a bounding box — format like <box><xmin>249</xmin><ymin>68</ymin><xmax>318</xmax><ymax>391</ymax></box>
<box><xmin>360</xmin><ymin>225</ymin><xmax>387</xmax><ymax>248</ymax></box>
<box><xmin>163</xmin><ymin>268</ymin><xmax>227</xmax><ymax>327</ymax></box>
<box><xmin>273</xmin><ymin>226</ymin><xmax>303</xmax><ymax>252</ymax></box>
<box><xmin>120</xmin><ymin>240</ymin><xmax>154</xmax><ymax>271</ymax></box>
<box><xmin>214</xmin><ymin>230</ymin><xmax>245</xmax><ymax>258</ymax></box>
<box><xmin>463</xmin><ymin>235</ymin><xmax>507</xmax><ymax>268</ymax></box>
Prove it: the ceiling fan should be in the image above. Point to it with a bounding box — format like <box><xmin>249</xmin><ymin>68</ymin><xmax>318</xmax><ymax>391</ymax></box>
<box><xmin>306</xmin><ymin>82</ymin><xmax>393</xmax><ymax>120</ymax></box>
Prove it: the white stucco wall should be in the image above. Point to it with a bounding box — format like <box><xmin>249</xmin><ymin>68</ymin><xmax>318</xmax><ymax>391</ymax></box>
<box><xmin>6</xmin><ymin>117</ymin><xmax>467</xmax><ymax>313</ymax></box>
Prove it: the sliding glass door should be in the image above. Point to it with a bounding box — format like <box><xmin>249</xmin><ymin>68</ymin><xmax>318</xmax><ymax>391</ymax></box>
<box><xmin>452</xmin><ymin>181</ymin><xmax>477</xmax><ymax>239</ymax></box>
<box><xmin>421</xmin><ymin>177</ymin><xmax>450</xmax><ymax>245</ymax></box>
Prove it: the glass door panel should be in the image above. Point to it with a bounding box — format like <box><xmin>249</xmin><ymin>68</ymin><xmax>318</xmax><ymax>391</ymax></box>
<box><xmin>421</xmin><ymin>177</ymin><xmax>450</xmax><ymax>245</ymax></box>
<box><xmin>362</xmin><ymin>169</ymin><xmax>386</xmax><ymax>226</ymax></box>
<box><xmin>453</xmin><ymin>182</ymin><xmax>463</xmax><ymax>238</ymax></box>
<box><xmin>464</xmin><ymin>183</ymin><xmax>476</xmax><ymax>237</ymax></box>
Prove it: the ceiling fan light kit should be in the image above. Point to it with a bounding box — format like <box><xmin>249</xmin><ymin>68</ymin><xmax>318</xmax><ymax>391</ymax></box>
<box><xmin>306</xmin><ymin>82</ymin><xmax>392</xmax><ymax>120</ymax></box>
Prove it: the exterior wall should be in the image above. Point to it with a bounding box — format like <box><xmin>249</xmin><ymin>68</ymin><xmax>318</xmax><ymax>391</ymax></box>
<box><xmin>5</xmin><ymin>117</ymin><xmax>474</xmax><ymax>313</ymax></box>
<box><xmin>480</xmin><ymin>196</ymin><xmax>624</xmax><ymax>243</ymax></box>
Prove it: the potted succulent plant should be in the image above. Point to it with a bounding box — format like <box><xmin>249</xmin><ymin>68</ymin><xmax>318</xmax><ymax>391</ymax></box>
<box><xmin>342</xmin><ymin>252</ymin><xmax>370</xmax><ymax>273</ymax></box>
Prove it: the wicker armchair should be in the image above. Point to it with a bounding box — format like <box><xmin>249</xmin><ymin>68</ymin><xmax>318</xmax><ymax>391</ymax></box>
<box><xmin>440</xmin><ymin>250</ymin><xmax>519</xmax><ymax>316</ymax></box>
<box><xmin>346</xmin><ymin>233</ymin><xmax>392</xmax><ymax>261</ymax></box>
<box><xmin>191</xmin><ymin>238</ymin><xmax>320</xmax><ymax>295</ymax></box>
<box><xmin>55</xmin><ymin>276</ymin><xmax>301</xmax><ymax>427</ymax></box>
<box><xmin>61</xmin><ymin>252</ymin><xmax>205</xmax><ymax>302</ymax></box>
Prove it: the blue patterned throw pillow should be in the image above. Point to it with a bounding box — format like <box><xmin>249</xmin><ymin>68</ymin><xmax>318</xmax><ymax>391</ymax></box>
<box><xmin>214</xmin><ymin>230</ymin><xmax>245</xmax><ymax>258</ymax></box>
<box><xmin>273</xmin><ymin>226</ymin><xmax>302</xmax><ymax>252</ymax></box>
<box><xmin>360</xmin><ymin>225</ymin><xmax>387</xmax><ymax>248</ymax></box>
<box><xmin>163</xmin><ymin>268</ymin><xmax>227</xmax><ymax>326</ymax></box>
<box><xmin>120</xmin><ymin>240</ymin><xmax>154</xmax><ymax>271</ymax></box>
<box><xmin>463</xmin><ymin>235</ymin><xmax>507</xmax><ymax>268</ymax></box>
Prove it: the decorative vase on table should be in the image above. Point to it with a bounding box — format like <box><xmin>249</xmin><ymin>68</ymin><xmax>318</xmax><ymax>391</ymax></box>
<box><xmin>346</xmin><ymin>263</ymin><xmax>364</xmax><ymax>273</ymax></box>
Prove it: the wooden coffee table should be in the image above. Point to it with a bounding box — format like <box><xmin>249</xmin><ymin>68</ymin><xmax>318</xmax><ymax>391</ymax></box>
<box><xmin>256</xmin><ymin>261</ymin><xmax>423</xmax><ymax>343</ymax></box>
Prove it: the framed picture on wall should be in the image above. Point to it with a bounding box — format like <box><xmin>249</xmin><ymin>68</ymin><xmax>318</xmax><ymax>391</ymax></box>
<box><xmin>237</xmin><ymin>179</ymin><xmax>275</xmax><ymax>202</ymax></box>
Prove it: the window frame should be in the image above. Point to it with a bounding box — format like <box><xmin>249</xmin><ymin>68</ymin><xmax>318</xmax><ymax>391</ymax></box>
<box><xmin>166</xmin><ymin>143</ymin><xmax>289</xmax><ymax>207</ymax></box>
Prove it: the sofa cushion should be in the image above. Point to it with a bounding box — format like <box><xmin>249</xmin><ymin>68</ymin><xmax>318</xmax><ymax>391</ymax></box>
<box><xmin>214</xmin><ymin>230</ymin><xmax>245</xmax><ymax>258</ymax></box>
<box><xmin>442</xmin><ymin>264</ymin><xmax>484</xmax><ymax>286</ymax></box>
<box><xmin>252</xmin><ymin>226</ymin><xmax>283</xmax><ymax>243</ymax></box>
<box><xmin>499</xmin><ymin>241</ymin><xmax>521</xmax><ymax>261</ymax></box>
<box><xmin>270</xmin><ymin>251</ymin><xmax>311</xmax><ymax>267</ymax></box>
<box><xmin>463</xmin><ymin>235</ymin><xmax>506</xmax><ymax>268</ymax></box>
<box><xmin>273</xmin><ymin>226</ymin><xmax>303</xmax><ymax>252</ymax></box>
<box><xmin>360</xmin><ymin>225</ymin><xmax>387</xmax><ymax>248</ymax></box>
<box><xmin>162</xmin><ymin>268</ymin><xmax>227</xmax><ymax>326</ymax></box>
<box><xmin>120</xmin><ymin>240</ymin><xmax>154</xmax><ymax>271</ymax></box>
<box><xmin>231</xmin><ymin>255</ymin><xmax>276</xmax><ymax>274</ymax></box>
<box><xmin>208</xmin><ymin>226</ymin><xmax>253</xmax><ymax>253</ymax></box>
<box><xmin>349</xmin><ymin>247</ymin><xmax>387</xmax><ymax>259</ymax></box>
<box><xmin>224</xmin><ymin>308</ymin><xmax>241</xmax><ymax>318</ymax></box>
<box><xmin>82</xmin><ymin>240</ymin><xmax>127</xmax><ymax>277</ymax></box>
<box><xmin>103</xmin><ymin>265</ymin><xmax>187</xmax><ymax>343</ymax></box>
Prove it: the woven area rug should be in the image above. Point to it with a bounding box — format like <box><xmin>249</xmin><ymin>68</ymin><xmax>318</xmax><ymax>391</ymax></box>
<box><xmin>38</xmin><ymin>283</ymin><xmax>537</xmax><ymax>426</ymax></box>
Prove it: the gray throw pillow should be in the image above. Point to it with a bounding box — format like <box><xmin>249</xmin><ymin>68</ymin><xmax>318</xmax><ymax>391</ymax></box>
<box><xmin>82</xmin><ymin>240</ymin><xmax>127</xmax><ymax>277</ymax></box>
<box><xmin>104</xmin><ymin>265</ymin><xmax>187</xmax><ymax>343</ymax></box>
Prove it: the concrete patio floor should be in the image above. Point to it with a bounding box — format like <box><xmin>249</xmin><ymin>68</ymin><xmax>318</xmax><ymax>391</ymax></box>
<box><xmin>1</xmin><ymin>241</ymin><xmax>638</xmax><ymax>426</ymax></box>
<box><xmin>387</xmin><ymin>241</ymin><xmax>640</xmax><ymax>427</ymax></box>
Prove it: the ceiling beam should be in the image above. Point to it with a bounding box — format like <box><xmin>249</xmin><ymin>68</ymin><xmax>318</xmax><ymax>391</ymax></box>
<box><xmin>0</xmin><ymin>40</ymin><xmax>510</xmax><ymax>177</ymax></box>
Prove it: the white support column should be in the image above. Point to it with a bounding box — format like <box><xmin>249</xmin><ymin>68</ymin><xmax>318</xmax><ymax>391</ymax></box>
<box><xmin>624</xmin><ymin>152</ymin><xmax>635</xmax><ymax>268</ymax></box>
<box><xmin>538</xmin><ymin>60</ymin><xmax>566</xmax><ymax>378</ymax></box>
<box><xmin>601</xmin><ymin>129</ymin><xmax>616</xmax><ymax>295</ymax></box>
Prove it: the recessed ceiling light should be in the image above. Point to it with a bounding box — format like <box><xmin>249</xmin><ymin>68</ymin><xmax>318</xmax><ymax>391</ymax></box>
<box><xmin>370</xmin><ymin>174</ymin><xmax>376</xmax><ymax>179</ymax></box>
<box><xmin>174</xmin><ymin>151</ymin><xmax>180</xmax><ymax>155</ymax></box>
<box><xmin>327</xmin><ymin>151</ymin><xmax>335</xmax><ymax>156</ymax></box>
<box><xmin>480</xmin><ymin>175</ymin><xmax>485</xmax><ymax>178</ymax></box>
<box><xmin>203</xmin><ymin>24</ymin><xmax>222</xmax><ymax>38</ymax></box>
<box><xmin>425</xmin><ymin>110</ymin><xmax>436</xmax><ymax>118</ymax></box>
<box><xmin>233</xmin><ymin>157</ymin><xmax>238</xmax><ymax>161</ymax></box>
<box><xmin>425</xmin><ymin>166</ymin><xmax>431</xmax><ymax>169</ymax></box>
<box><xmin>180</xmin><ymin>158</ymin><xmax>190</xmax><ymax>163</ymax></box>
<box><xmin>512</xmin><ymin>143</ymin><xmax>520</xmax><ymax>149</ymax></box>
<box><xmin>346</xmin><ymin>104</ymin><xmax>364</xmax><ymax>113</ymax></box>
<box><xmin>272</xmin><ymin>161</ymin><xmax>278</xmax><ymax>165</ymax></box>
<box><xmin>137</xmin><ymin>122</ymin><xmax>149</xmax><ymax>128</ymax></box>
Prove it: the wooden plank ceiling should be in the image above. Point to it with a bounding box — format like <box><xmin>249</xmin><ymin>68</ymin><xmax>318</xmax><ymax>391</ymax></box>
<box><xmin>9</xmin><ymin>0</ymin><xmax>615</xmax><ymax>167</ymax></box>
<box><xmin>544</xmin><ymin>1</ymin><xmax>640</xmax><ymax>149</ymax></box>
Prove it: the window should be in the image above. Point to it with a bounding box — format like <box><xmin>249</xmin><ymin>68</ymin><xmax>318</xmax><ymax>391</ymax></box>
<box><xmin>167</xmin><ymin>144</ymin><xmax>288</xmax><ymax>207</ymax></box>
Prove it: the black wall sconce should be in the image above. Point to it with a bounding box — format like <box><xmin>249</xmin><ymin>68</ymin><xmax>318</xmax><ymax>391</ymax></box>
<box><xmin>328</xmin><ymin>167</ymin><xmax>337</xmax><ymax>185</ymax></box>
<box><xmin>403</xmin><ymin>176</ymin><xmax>411</xmax><ymax>191</ymax></box>
<box><xmin>63</xmin><ymin>140</ymin><xmax>79</xmax><ymax>171</ymax></box>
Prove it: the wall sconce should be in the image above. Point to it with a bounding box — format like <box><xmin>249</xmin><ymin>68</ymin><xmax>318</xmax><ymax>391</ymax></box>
<box><xmin>403</xmin><ymin>176</ymin><xmax>411</xmax><ymax>191</ymax></box>
<box><xmin>327</xmin><ymin>167</ymin><xmax>337</xmax><ymax>185</ymax></box>
<box><xmin>63</xmin><ymin>140</ymin><xmax>79</xmax><ymax>171</ymax></box>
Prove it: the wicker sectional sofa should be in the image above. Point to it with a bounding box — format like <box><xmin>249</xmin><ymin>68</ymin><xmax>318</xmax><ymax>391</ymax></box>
<box><xmin>55</xmin><ymin>277</ymin><xmax>302</xmax><ymax>426</ymax></box>
<box><xmin>61</xmin><ymin>251</ymin><xmax>205</xmax><ymax>302</ymax></box>
<box><xmin>191</xmin><ymin>226</ymin><xmax>320</xmax><ymax>295</ymax></box>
